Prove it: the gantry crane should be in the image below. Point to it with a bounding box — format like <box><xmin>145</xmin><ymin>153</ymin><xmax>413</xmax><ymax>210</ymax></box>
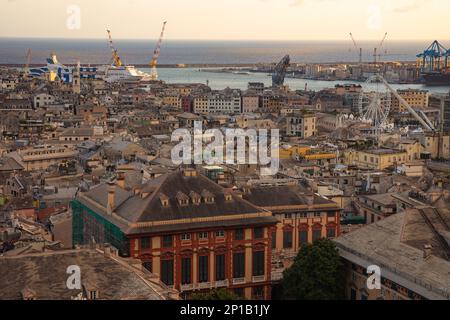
<box><xmin>349</xmin><ymin>33</ymin><xmax>362</xmax><ymax>64</ymax></box>
<box><xmin>106</xmin><ymin>29</ymin><xmax>123</xmax><ymax>67</ymax></box>
<box><xmin>150</xmin><ymin>21</ymin><xmax>167</xmax><ymax>80</ymax></box>
<box><xmin>416</xmin><ymin>40</ymin><xmax>449</xmax><ymax>73</ymax></box>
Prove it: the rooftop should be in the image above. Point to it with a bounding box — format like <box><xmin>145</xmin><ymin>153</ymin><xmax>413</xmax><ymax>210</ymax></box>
<box><xmin>77</xmin><ymin>170</ymin><xmax>277</xmax><ymax>235</ymax></box>
<box><xmin>334</xmin><ymin>208</ymin><xmax>450</xmax><ymax>300</ymax></box>
<box><xmin>0</xmin><ymin>249</ymin><xmax>171</xmax><ymax>300</ymax></box>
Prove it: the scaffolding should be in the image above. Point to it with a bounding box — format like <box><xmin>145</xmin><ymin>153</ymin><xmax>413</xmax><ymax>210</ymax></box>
<box><xmin>71</xmin><ymin>200</ymin><xmax>129</xmax><ymax>256</ymax></box>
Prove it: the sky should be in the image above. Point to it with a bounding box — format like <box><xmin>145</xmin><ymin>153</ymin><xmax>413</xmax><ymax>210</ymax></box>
<box><xmin>0</xmin><ymin>0</ymin><xmax>449</xmax><ymax>41</ymax></box>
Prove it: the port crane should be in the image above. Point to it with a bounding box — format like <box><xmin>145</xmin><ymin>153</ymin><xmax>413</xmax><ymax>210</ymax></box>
<box><xmin>417</xmin><ymin>40</ymin><xmax>449</xmax><ymax>73</ymax></box>
<box><xmin>150</xmin><ymin>21</ymin><xmax>167</xmax><ymax>80</ymax></box>
<box><xmin>106</xmin><ymin>29</ymin><xmax>123</xmax><ymax>67</ymax></box>
<box><xmin>349</xmin><ymin>33</ymin><xmax>362</xmax><ymax>64</ymax></box>
<box><xmin>272</xmin><ymin>55</ymin><xmax>290</xmax><ymax>87</ymax></box>
<box><xmin>373</xmin><ymin>32</ymin><xmax>388</xmax><ymax>64</ymax></box>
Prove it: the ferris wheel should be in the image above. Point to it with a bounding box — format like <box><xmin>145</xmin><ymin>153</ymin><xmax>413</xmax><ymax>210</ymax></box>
<box><xmin>357</xmin><ymin>74</ymin><xmax>392</xmax><ymax>133</ymax></box>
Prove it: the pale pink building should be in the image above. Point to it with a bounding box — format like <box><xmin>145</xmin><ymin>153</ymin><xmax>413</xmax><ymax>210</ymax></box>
<box><xmin>242</xmin><ymin>95</ymin><xmax>260</xmax><ymax>113</ymax></box>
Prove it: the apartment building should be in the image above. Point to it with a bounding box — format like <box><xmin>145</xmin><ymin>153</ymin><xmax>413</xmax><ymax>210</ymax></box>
<box><xmin>261</xmin><ymin>93</ymin><xmax>286</xmax><ymax>113</ymax></box>
<box><xmin>391</xmin><ymin>89</ymin><xmax>429</xmax><ymax>113</ymax></box>
<box><xmin>33</xmin><ymin>93</ymin><xmax>55</xmax><ymax>108</ymax></box>
<box><xmin>242</xmin><ymin>94</ymin><xmax>260</xmax><ymax>113</ymax></box>
<box><xmin>7</xmin><ymin>144</ymin><xmax>79</xmax><ymax>171</ymax></box>
<box><xmin>162</xmin><ymin>95</ymin><xmax>182</xmax><ymax>109</ymax></box>
<box><xmin>242</xmin><ymin>185</ymin><xmax>341</xmax><ymax>257</ymax></box>
<box><xmin>344</xmin><ymin>149</ymin><xmax>408</xmax><ymax>170</ymax></box>
<box><xmin>208</xmin><ymin>92</ymin><xmax>241</xmax><ymax>114</ymax></box>
<box><xmin>286</xmin><ymin>112</ymin><xmax>317</xmax><ymax>138</ymax></box>
<box><xmin>0</xmin><ymin>98</ymin><xmax>32</xmax><ymax>111</ymax></box>
<box><xmin>353</xmin><ymin>193</ymin><xmax>398</xmax><ymax>224</ymax></box>
<box><xmin>335</xmin><ymin>207</ymin><xmax>450</xmax><ymax>300</ymax></box>
<box><xmin>193</xmin><ymin>95</ymin><xmax>208</xmax><ymax>114</ymax></box>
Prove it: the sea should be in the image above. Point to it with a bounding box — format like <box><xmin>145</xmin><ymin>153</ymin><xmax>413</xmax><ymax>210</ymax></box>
<box><xmin>1</xmin><ymin>38</ymin><xmax>450</xmax><ymax>93</ymax></box>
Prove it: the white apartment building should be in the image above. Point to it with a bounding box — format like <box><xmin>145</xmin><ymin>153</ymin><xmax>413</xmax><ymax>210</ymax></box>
<box><xmin>193</xmin><ymin>92</ymin><xmax>242</xmax><ymax>114</ymax></box>
<box><xmin>208</xmin><ymin>92</ymin><xmax>241</xmax><ymax>114</ymax></box>
<box><xmin>33</xmin><ymin>93</ymin><xmax>55</xmax><ymax>108</ymax></box>
<box><xmin>193</xmin><ymin>95</ymin><xmax>208</xmax><ymax>114</ymax></box>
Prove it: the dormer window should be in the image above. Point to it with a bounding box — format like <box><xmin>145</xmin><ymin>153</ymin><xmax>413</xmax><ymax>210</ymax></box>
<box><xmin>224</xmin><ymin>192</ymin><xmax>233</xmax><ymax>202</ymax></box>
<box><xmin>159</xmin><ymin>193</ymin><xmax>169</xmax><ymax>207</ymax></box>
<box><xmin>189</xmin><ymin>191</ymin><xmax>201</xmax><ymax>205</ymax></box>
<box><xmin>176</xmin><ymin>191</ymin><xmax>190</xmax><ymax>206</ymax></box>
<box><xmin>201</xmin><ymin>190</ymin><xmax>215</xmax><ymax>204</ymax></box>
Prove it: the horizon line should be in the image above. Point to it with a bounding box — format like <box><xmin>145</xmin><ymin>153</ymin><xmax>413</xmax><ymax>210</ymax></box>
<box><xmin>0</xmin><ymin>36</ymin><xmax>448</xmax><ymax>43</ymax></box>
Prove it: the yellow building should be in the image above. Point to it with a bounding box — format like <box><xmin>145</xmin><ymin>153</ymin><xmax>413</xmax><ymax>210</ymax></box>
<box><xmin>383</xmin><ymin>138</ymin><xmax>422</xmax><ymax>162</ymax></box>
<box><xmin>286</xmin><ymin>113</ymin><xmax>317</xmax><ymax>138</ymax></box>
<box><xmin>391</xmin><ymin>89</ymin><xmax>429</xmax><ymax>113</ymax></box>
<box><xmin>423</xmin><ymin>133</ymin><xmax>450</xmax><ymax>159</ymax></box>
<box><xmin>242</xmin><ymin>185</ymin><xmax>341</xmax><ymax>268</ymax></box>
<box><xmin>162</xmin><ymin>95</ymin><xmax>181</xmax><ymax>108</ymax></box>
<box><xmin>398</xmin><ymin>140</ymin><xmax>422</xmax><ymax>162</ymax></box>
<box><xmin>8</xmin><ymin>145</ymin><xmax>79</xmax><ymax>171</ymax></box>
<box><xmin>279</xmin><ymin>145</ymin><xmax>336</xmax><ymax>162</ymax></box>
<box><xmin>344</xmin><ymin>149</ymin><xmax>408</xmax><ymax>170</ymax></box>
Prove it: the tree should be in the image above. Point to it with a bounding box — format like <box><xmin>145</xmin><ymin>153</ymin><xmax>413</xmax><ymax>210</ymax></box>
<box><xmin>281</xmin><ymin>238</ymin><xmax>345</xmax><ymax>300</ymax></box>
<box><xmin>190</xmin><ymin>289</ymin><xmax>243</xmax><ymax>300</ymax></box>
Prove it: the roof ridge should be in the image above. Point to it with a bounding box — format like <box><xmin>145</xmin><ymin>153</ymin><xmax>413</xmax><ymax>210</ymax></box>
<box><xmin>131</xmin><ymin>172</ymin><xmax>172</xmax><ymax>220</ymax></box>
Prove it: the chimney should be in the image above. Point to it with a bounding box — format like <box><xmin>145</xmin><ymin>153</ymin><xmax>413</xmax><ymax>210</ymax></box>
<box><xmin>306</xmin><ymin>193</ymin><xmax>314</xmax><ymax>206</ymax></box>
<box><xmin>423</xmin><ymin>244</ymin><xmax>432</xmax><ymax>260</ymax></box>
<box><xmin>107</xmin><ymin>181</ymin><xmax>115</xmax><ymax>215</ymax></box>
<box><xmin>116</xmin><ymin>172</ymin><xmax>126</xmax><ymax>189</ymax></box>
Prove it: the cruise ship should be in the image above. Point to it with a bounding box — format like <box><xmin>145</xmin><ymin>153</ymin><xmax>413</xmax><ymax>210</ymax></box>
<box><xmin>28</xmin><ymin>53</ymin><xmax>151</xmax><ymax>83</ymax></box>
<box><xmin>95</xmin><ymin>64</ymin><xmax>151</xmax><ymax>83</ymax></box>
<box><xmin>29</xmin><ymin>53</ymin><xmax>74</xmax><ymax>83</ymax></box>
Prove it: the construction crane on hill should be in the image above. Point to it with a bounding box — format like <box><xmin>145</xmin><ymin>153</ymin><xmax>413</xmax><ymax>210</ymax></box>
<box><xmin>150</xmin><ymin>21</ymin><xmax>167</xmax><ymax>80</ymax></box>
<box><xmin>349</xmin><ymin>33</ymin><xmax>362</xmax><ymax>64</ymax></box>
<box><xmin>106</xmin><ymin>29</ymin><xmax>123</xmax><ymax>67</ymax></box>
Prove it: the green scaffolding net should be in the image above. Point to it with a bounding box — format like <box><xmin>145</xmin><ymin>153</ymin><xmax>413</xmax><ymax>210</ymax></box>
<box><xmin>71</xmin><ymin>200</ymin><xmax>129</xmax><ymax>256</ymax></box>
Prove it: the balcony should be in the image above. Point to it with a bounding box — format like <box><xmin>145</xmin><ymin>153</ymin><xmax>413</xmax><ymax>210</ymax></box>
<box><xmin>180</xmin><ymin>284</ymin><xmax>194</xmax><ymax>292</ymax></box>
<box><xmin>232</xmin><ymin>277</ymin><xmax>246</xmax><ymax>285</ymax></box>
<box><xmin>252</xmin><ymin>275</ymin><xmax>266</xmax><ymax>283</ymax></box>
<box><xmin>214</xmin><ymin>280</ymin><xmax>229</xmax><ymax>288</ymax></box>
<box><xmin>271</xmin><ymin>270</ymin><xmax>284</xmax><ymax>281</ymax></box>
<box><xmin>180</xmin><ymin>280</ymin><xmax>232</xmax><ymax>292</ymax></box>
<box><xmin>198</xmin><ymin>282</ymin><xmax>212</xmax><ymax>290</ymax></box>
